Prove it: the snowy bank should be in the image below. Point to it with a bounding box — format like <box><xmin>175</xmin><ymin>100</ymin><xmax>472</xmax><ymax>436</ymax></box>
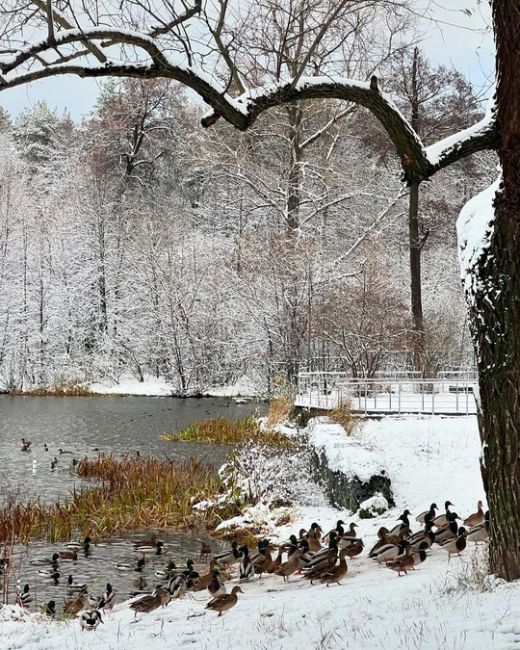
<box><xmin>1</xmin><ymin>414</ymin><xmax>500</xmax><ymax>650</ymax></box>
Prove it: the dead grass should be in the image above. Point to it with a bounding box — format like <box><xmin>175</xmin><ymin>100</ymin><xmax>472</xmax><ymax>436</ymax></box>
<box><xmin>329</xmin><ymin>400</ymin><xmax>360</xmax><ymax>436</ymax></box>
<box><xmin>9</xmin><ymin>379</ymin><xmax>92</xmax><ymax>397</ymax></box>
<box><xmin>161</xmin><ymin>416</ymin><xmax>292</xmax><ymax>448</ymax></box>
<box><xmin>0</xmin><ymin>456</ymin><xmax>222</xmax><ymax>543</ymax></box>
<box><xmin>266</xmin><ymin>392</ymin><xmax>296</xmax><ymax>429</ymax></box>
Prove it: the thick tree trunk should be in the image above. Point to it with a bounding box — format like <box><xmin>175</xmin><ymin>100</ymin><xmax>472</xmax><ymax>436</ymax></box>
<box><xmin>474</xmin><ymin>0</ymin><xmax>520</xmax><ymax>580</ymax></box>
<box><xmin>408</xmin><ymin>180</ymin><xmax>425</xmax><ymax>372</ymax></box>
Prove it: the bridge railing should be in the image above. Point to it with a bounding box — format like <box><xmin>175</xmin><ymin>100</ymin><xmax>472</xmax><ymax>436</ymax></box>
<box><xmin>296</xmin><ymin>373</ymin><xmax>477</xmax><ymax>415</ymax></box>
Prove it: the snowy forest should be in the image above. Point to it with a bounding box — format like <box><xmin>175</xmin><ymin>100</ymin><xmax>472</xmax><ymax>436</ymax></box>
<box><xmin>0</xmin><ymin>49</ymin><xmax>495</xmax><ymax>394</ymax></box>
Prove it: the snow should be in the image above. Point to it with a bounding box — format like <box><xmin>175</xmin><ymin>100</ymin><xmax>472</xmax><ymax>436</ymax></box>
<box><xmin>88</xmin><ymin>376</ymin><xmax>174</xmax><ymax>397</ymax></box>
<box><xmin>457</xmin><ymin>177</ymin><xmax>500</xmax><ymax>304</ymax></box>
<box><xmin>1</xmin><ymin>414</ymin><xmax>510</xmax><ymax>650</ymax></box>
<box><xmin>426</xmin><ymin>97</ymin><xmax>496</xmax><ymax>167</ymax></box>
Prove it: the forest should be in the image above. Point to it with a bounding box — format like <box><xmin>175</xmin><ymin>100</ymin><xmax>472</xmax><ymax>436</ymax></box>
<box><xmin>0</xmin><ymin>47</ymin><xmax>494</xmax><ymax>394</ymax></box>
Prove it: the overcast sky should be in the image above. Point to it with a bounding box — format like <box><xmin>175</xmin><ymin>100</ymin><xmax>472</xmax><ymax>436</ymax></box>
<box><xmin>0</xmin><ymin>0</ymin><xmax>494</xmax><ymax>121</ymax></box>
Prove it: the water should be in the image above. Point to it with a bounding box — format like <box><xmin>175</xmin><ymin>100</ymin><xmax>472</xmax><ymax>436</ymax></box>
<box><xmin>0</xmin><ymin>395</ymin><xmax>263</xmax><ymax>609</ymax></box>
<box><xmin>0</xmin><ymin>395</ymin><xmax>262</xmax><ymax>501</ymax></box>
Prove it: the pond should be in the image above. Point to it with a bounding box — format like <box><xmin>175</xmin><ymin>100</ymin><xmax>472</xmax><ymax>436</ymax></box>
<box><xmin>0</xmin><ymin>395</ymin><xmax>265</xmax><ymax>609</ymax></box>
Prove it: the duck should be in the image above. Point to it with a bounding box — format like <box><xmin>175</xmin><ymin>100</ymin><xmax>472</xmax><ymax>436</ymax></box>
<box><xmin>31</xmin><ymin>552</ymin><xmax>60</xmax><ymax>566</ymax></box>
<box><xmin>182</xmin><ymin>559</ymin><xmax>200</xmax><ymax>587</ymax></box>
<box><xmin>411</xmin><ymin>548</ymin><xmax>428</xmax><ymax>568</ymax></box>
<box><xmin>303</xmin><ymin>533</ymin><xmax>338</xmax><ymax>571</ymax></box>
<box><xmin>67</xmin><ymin>575</ymin><xmax>86</xmax><ymax>592</ymax></box>
<box><xmin>99</xmin><ymin>583</ymin><xmax>115</xmax><ymax>610</ymax></box>
<box><xmin>433</xmin><ymin>501</ymin><xmax>454</xmax><ymax>528</ymax></box>
<box><xmin>319</xmin><ymin>548</ymin><xmax>349</xmax><ymax>586</ymax></box>
<box><xmin>129</xmin><ymin>587</ymin><xmax>171</xmax><ymax>618</ymax></box>
<box><xmin>21</xmin><ymin>438</ymin><xmax>31</xmax><ymax>452</ymax></box>
<box><xmin>409</xmin><ymin>520</ymin><xmax>435</xmax><ymax>550</ymax></box>
<box><xmin>132</xmin><ymin>576</ymin><xmax>147</xmax><ymax>590</ymax></box>
<box><xmin>134</xmin><ymin>541</ymin><xmax>164</xmax><ymax>555</ymax></box>
<box><xmin>239</xmin><ymin>546</ymin><xmax>254</xmax><ymax>581</ymax></box>
<box><xmin>415</xmin><ymin>503</ymin><xmax>438</xmax><ymax>524</ymax></box>
<box><xmin>267</xmin><ymin>545</ymin><xmax>284</xmax><ymax>574</ymax></box>
<box><xmin>200</xmin><ymin>542</ymin><xmax>212</xmax><ymax>563</ymax></box>
<box><xmin>434</xmin><ymin>512</ymin><xmax>460</xmax><ymax>544</ymax></box>
<box><xmin>340</xmin><ymin>537</ymin><xmax>364</xmax><ymax>558</ymax></box>
<box><xmin>386</xmin><ymin>542</ymin><xmax>414</xmax><ymax>576</ymax></box>
<box><xmin>275</xmin><ymin>548</ymin><xmax>303</xmax><ymax>582</ymax></box>
<box><xmin>66</xmin><ymin>536</ymin><xmax>91</xmax><ymax>551</ymax></box>
<box><xmin>115</xmin><ymin>557</ymin><xmax>145</xmax><ymax>572</ymax></box>
<box><xmin>442</xmin><ymin>527</ymin><xmax>467</xmax><ymax>558</ymax></box>
<box><xmin>50</xmin><ymin>457</ymin><xmax>59</xmax><ymax>471</ymax></box>
<box><xmin>64</xmin><ymin>590</ymin><xmax>88</xmax><ymax>617</ymax></box>
<box><xmin>207</xmin><ymin>569</ymin><xmax>226</xmax><ymax>597</ymax></box>
<box><xmin>464</xmin><ymin>501</ymin><xmax>485</xmax><ymax>528</ymax></box>
<box><xmin>284</xmin><ymin>535</ymin><xmax>299</xmax><ymax>557</ymax></box>
<box><xmin>16</xmin><ymin>583</ymin><xmax>32</xmax><ymax>606</ymax></box>
<box><xmin>389</xmin><ymin>510</ymin><xmax>412</xmax><ymax>537</ymax></box>
<box><xmin>372</xmin><ymin>539</ymin><xmax>407</xmax><ymax>565</ymax></box>
<box><xmin>59</xmin><ymin>549</ymin><xmax>78</xmax><ymax>561</ymax></box>
<box><xmin>467</xmin><ymin>512</ymin><xmax>490</xmax><ymax>544</ymax></box>
<box><xmin>43</xmin><ymin>443</ymin><xmax>49</xmax><ymax>452</ymax></box>
<box><xmin>340</xmin><ymin>522</ymin><xmax>359</xmax><ymax>540</ymax></box>
<box><xmin>213</xmin><ymin>541</ymin><xmax>242</xmax><ymax>566</ymax></box>
<box><xmin>155</xmin><ymin>560</ymin><xmax>176</xmax><ymax>580</ymax></box>
<box><xmin>132</xmin><ymin>533</ymin><xmax>158</xmax><ymax>547</ymax></box>
<box><xmin>44</xmin><ymin>600</ymin><xmax>56</xmax><ymax>619</ymax></box>
<box><xmin>302</xmin><ymin>541</ymin><xmax>339</xmax><ymax>583</ymax></box>
<box><xmin>306</xmin><ymin>523</ymin><xmax>323</xmax><ymax>553</ymax></box>
<box><xmin>252</xmin><ymin>544</ymin><xmax>274</xmax><ymax>577</ymax></box>
<box><xmin>323</xmin><ymin>520</ymin><xmax>346</xmax><ymax>541</ymax></box>
<box><xmin>168</xmin><ymin>574</ymin><xmax>187</xmax><ymax>599</ymax></box>
<box><xmin>79</xmin><ymin>609</ymin><xmax>103</xmax><ymax>631</ymax></box>
<box><xmin>205</xmin><ymin>585</ymin><xmax>243</xmax><ymax>617</ymax></box>
<box><xmin>58</xmin><ymin>448</ymin><xmax>73</xmax><ymax>455</ymax></box>
<box><xmin>368</xmin><ymin>528</ymin><xmax>390</xmax><ymax>557</ymax></box>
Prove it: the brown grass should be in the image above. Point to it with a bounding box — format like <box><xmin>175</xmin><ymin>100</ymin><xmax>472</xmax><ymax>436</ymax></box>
<box><xmin>265</xmin><ymin>392</ymin><xmax>295</xmax><ymax>429</ymax></box>
<box><xmin>329</xmin><ymin>400</ymin><xmax>359</xmax><ymax>435</ymax></box>
<box><xmin>9</xmin><ymin>379</ymin><xmax>92</xmax><ymax>397</ymax></box>
<box><xmin>161</xmin><ymin>416</ymin><xmax>292</xmax><ymax>447</ymax></box>
<box><xmin>0</xmin><ymin>456</ymin><xmax>222</xmax><ymax>543</ymax></box>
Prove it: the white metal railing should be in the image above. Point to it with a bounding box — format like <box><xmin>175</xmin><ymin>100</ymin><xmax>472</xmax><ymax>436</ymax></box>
<box><xmin>296</xmin><ymin>372</ymin><xmax>478</xmax><ymax>415</ymax></box>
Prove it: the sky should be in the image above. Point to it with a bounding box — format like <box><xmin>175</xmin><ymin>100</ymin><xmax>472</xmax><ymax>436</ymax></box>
<box><xmin>0</xmin><ymin>0</ymin><xmax>494</xmax><ymax>121</ymax></box>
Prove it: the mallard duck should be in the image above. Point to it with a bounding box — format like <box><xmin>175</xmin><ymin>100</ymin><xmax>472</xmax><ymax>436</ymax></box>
<box><xmin>58</xmin><ymin>448</ymin><xmax>73</xmax><ymax>455</ymax></box>
<box><xmin>59</xmin><ymin>549</ymin><xmax>78</xmax><ymax>561</ymax></box>
<box><xmin>168</xmin><ymin>574</ymin><xmax>187</xmax><ymax>599</ymax></box>
<box><xmin>207</xmin><ymin>569</ymin><xmax>226</xmax><ymax>597</ymax></box>
<box><xmin>200</xmin><ymin>542</ymin><xmax>212</xmax><ymax>563</ymax></box>
<box><xmin>16</xmin><ymin>583</ymin><xmax>32</xmax><ymax>606</ymax></box>
<box><xmin>464</xmin><ymin>501</ymin><xmax>485</xmax><ymax>528</ymax></box>
<box><xmin>275</xmin><ymin>548</ymin><xmax>302</xmax><ymax>581</ymax></box>
<box><xmin>252</xmin><ymin>545</ymin><xmax>274</xmax><ymax>577</ymax></box>
<box><xmin>323</xmin><ymin>520</ymin><xmax>346</xmax><ymax>542</ymax></box>
<box><xmin>341</xmin><ymin>522</ymin><xmax>359</xmax><ymax>539</ymax></box>
<box><xmin>182</xmin><ymin>559</ymin><xmax>199</xmax><ymax>587</ymax></box>
<box><xmin>434</xmin><ymin>512</ymin><xmax>460</xmax><ymax>544</ymax></box>
<box><xmin>67</xmin><ymin>575</ymin><xmax>86</xmax><ymax>592</ymax></box>
<box><xmin>306</xmin><ymin>523</ymin><xmax>323</xmax><ymax>553</ymax></box>
<box><xmin>319</xmin><ymin>548</ymin><xmax>349</xmax><ymax>586</ymax></box>
<box><xmin>372</xmin><ymin>539</ymin><xmax>407</xmax><ymax>564</ymax></box>
<box><xmin>129</xmin><ymin>587</ymin><xmax>171</xmax><ymax>618</ymax></box>
<box><xmin>239</xmin><ymin>546</ymin><xmax>254</xmax><ymax>581</ymax></box>
<box><xmin>368</xmin><ymin>528</ymin><xmax>390</xmax><ymax>557</ymax></box>
<box><xmin>31</xmin><ymin>552</ymin><xmax>60</xmax><ymax>566</ymax></box>
<box><xmin>51</xmin><ymin>457</ymin><xmax>59</xmax><ymax>471</ymax></box>
<box><xmin>155</xmin><ymin>560</ymin><xmax>176</xmax><ymax>580</ymax></box>
<box><xmin>303</xmin><ymin>533</ymin><xmax>338</xmax><ymax>570</ymax></box>
<box><xmin>132</xmin><ymin>533</ymin><xmax>158</xmax><ymax>548</ymax></box>
<box><xmin>409</xmin><ymin>520</ymin><xmax>435</xmax><ymax>550</ymax></box>
<box><xmin>115</xmin><ymin>556</ymin><xmax>145</xmax><ymax>572</ymax></box>
<box><xmin>205</xmin><ymin>585</ymin><xmax>243</xmax><ymax>617</ymax></box>
<box><xmin>80</xmin><ymin>609</ymin><xmax>103</xmax><ymax>631</ymax></box>
<box><xmin>467</xmin><ymin>512</ymin><xmax>490</xmax><ymax>544</ymax></box>
<box><xmin>433</xmin><ymin>501</ymin><xmax>454</xmax><ymax>528</ymax></box>
<box><xmin>386</xmin><ymin>542</ymin><xmax>414</xmax><ymax>576</ymax></box>
<box><xmin>213</xmin><ymin>541</ymin><xmax>242</xmax><ymax>566</ymax></box>
<box><xmin>442</xmin><ymin>527</ymin><xmax>467</xmax><ymax>558</ymax></box>
<box><xmin>65</xmin><ymin>536</ymin><xmax>92</xmax><ymax>551</ymax></box>
<box><xmin>302</xmin><ymin>541</ymin><xmax>338</xmax><ymax>583</ymax></box>
<box><xmin>134</xmin><ymin>541</ymin><xmax>164</xmax><ymax>555</ymax></box>
<box><xmin>267</xmin><ymin>545</ymin><xmax>284</xmax><ymax>574</ymax></box>
<box><xmin>21</xmin><ymin>438</ymin><xmax>31</xmax><ymax>451</ymax></box>
<box><xmin>99</xmin><ymin>583</ymin><xmax>115</xmax><ymax>610</ymax></box>
<box><xmin>411</xmin><ymin>548</ymin><xmax>428</xmax><ymax>568</ymax></box>
<box><xmin>389</xmin><ymin>510</ymin><xmax>412</xmax><ymax>536</ymax></box>
<box><xmin>284</xmin><ymin>535</ymin><xmax>299</xmax><ymax>557</ymax></box>
<box><xmin>416</xmin><ymin>503</ymin><xmax>438</xmax><ymax>524</ymax></box>
<box><xmin>44</xmin><ymin>600</ymin><xmax>56</xmax><ymax>618</ymax></box>
<box><xmin>64</xmin><ymin>590</ymin><xmax>88</xmax><ymax>617</ymax></box>
<box><xmin>132</xmin><ymin>576</ymin><xmax>147</xmax><ymax>590</ymax></box>
<box><xmin>341</xmin><ymin>537</ymin><xmax>364</xmax><ymax>558</ymax></box>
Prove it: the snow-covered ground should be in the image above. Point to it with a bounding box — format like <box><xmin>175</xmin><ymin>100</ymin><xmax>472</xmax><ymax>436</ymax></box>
<box><xmin>88</xmin><ymin>374</ymin><xmax>261</xmax><ymax>398</ymax></box>
<box><xmin>3</xmin><ymin>415</ymin><xmax>520</xmax><ymax>650</ymax></box>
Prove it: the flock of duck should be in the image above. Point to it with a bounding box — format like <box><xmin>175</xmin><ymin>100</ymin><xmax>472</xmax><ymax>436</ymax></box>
<box><xmin>10</xmin><ymin>498</ymin><xmax>489</xmax><ymax>631</ymax></box>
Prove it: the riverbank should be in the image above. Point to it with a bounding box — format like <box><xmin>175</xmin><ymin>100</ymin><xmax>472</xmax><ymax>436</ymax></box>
<box><xmin>1</xmin><ymin>414</ymin><xmax>507</xmax><ymax>650</ymax></box>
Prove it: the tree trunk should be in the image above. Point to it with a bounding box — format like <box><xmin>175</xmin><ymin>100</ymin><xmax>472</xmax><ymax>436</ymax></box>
<box><xmin>408</xmin><ymin>48</ymin><xmax>425</xmax><ymax>373</ymax></box>
<box><xmin>473</xmin><ymin>0</ymin><xmax>520</xmax><ymax>580</ymax></box>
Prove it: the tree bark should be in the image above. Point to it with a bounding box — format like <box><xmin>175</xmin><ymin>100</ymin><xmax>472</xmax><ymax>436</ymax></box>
<box><xmin>472</xmin><ymin>0</ymin><xmax>520</xmax><ymax>580</ymax></box>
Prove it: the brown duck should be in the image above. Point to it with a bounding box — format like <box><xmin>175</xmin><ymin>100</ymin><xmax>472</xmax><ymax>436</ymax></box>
<box><xmin>319</xmin><ymin>548</ymin><xmax>349</xmax><ymax>586</ymax></box>
<box><xmin>386</xmin><ymin>542</ymin><xmax>414</xmax><ymax>576</ymax></box>
<box><xmin>206</xmin><ymin>585</ymin><xmax>243</xmax><ymax>617</ymax></box>
<box><xmin>129</xmin><ymin>587</ymin><xmax>171</xmax><ymax>618</ymax></box>
<box><xmin>464</xmin><ymin>501</ymin><xmax>485</xmax><ymax>528</ymax></box>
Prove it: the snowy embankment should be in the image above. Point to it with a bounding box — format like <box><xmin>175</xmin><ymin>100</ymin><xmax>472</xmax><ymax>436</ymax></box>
<box><xmin>3</xmin><ymin>415</ymin><xmax>520</xmax><ymax>650</ymax></box>
<box><xmin>88</xmin><ymin>374</ymin><xmax>261</xmax><ymax>397</ymax></box>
